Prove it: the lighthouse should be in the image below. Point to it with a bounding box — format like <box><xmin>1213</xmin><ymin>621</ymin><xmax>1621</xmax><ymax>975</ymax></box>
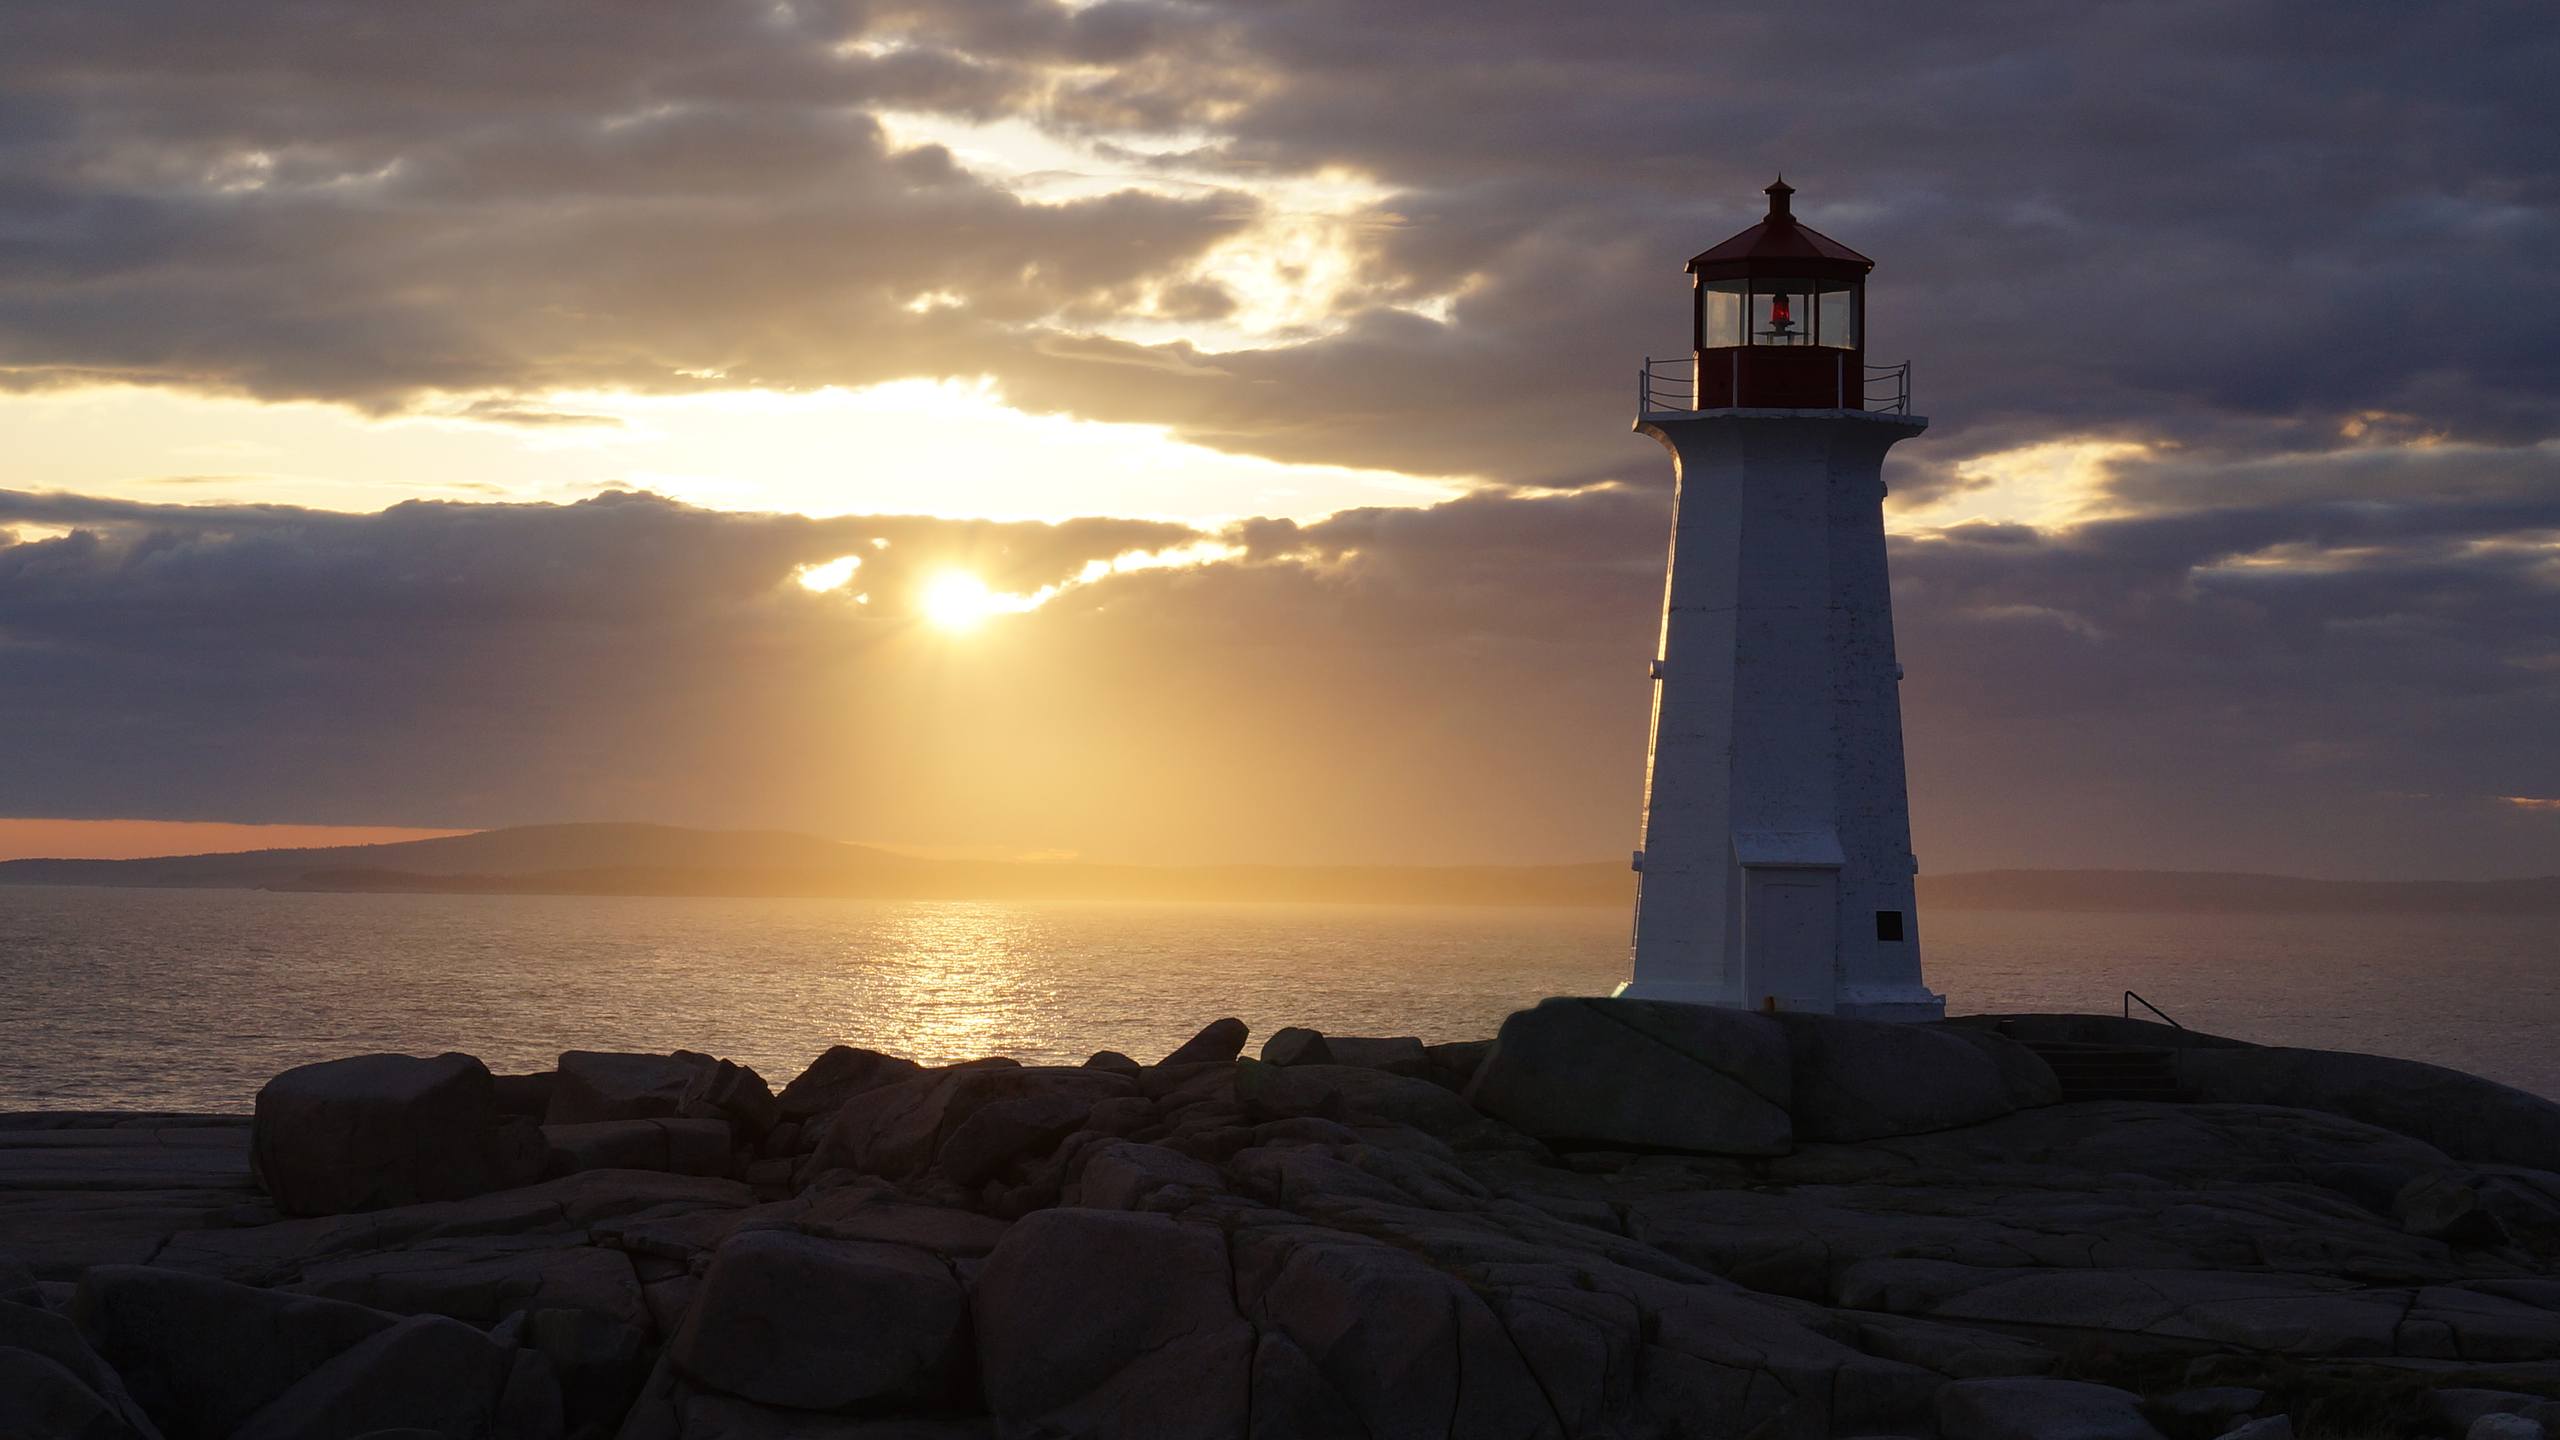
<box><xmin>1619</xmin><ymin>178</ymin><xmax>1943</xmax><ymax>1022</ymax></box>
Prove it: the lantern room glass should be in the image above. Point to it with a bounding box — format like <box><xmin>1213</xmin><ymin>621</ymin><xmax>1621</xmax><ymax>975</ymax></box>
<box><xmin>1699</xmin><ymin>277</ymin><xmax>1859</xmax><ymax>349</ymax></box>
<box><xmin>1701</xmin><ymin>284</ymin><xmax>1744</xmax><ymax>348</ymax></box>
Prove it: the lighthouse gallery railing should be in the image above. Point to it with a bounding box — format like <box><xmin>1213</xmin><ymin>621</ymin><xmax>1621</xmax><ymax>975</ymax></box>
<box><xmin>1637</xmin><ymin>357</ymin><xmax>1912</xmax><ymax>417</ymax></box>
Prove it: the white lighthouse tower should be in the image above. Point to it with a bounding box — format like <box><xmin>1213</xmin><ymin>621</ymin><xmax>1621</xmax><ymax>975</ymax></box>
<box><xmin>1619</xmin><ymin>179</ymin><xmax>1943</xmax><ymax>1021</ymax></box>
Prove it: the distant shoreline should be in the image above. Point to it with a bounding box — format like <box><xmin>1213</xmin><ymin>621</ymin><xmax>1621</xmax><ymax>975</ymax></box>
<box><xmin>2</xmin><ymin>823</ymin><xmax>2556</xmax><ymax>913</ymax></box>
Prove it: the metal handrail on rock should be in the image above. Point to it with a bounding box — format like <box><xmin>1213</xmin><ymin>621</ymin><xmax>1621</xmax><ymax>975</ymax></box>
<box><xmin>2123</xmin><ymin>989</ymin><xmax>2186</xmax><ymax>1029</ymax></box>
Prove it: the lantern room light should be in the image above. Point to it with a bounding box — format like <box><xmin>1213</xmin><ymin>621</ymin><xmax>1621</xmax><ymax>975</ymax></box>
<box><xmin>1764</xmin><ymin>293</ymin><xmax>1795</xmax><ymax>340</ymax></box>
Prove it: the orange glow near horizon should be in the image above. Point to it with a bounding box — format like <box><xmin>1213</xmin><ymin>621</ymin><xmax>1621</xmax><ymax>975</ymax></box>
<box><xmin>0</xmin><ymin>818</ymin><xmax>473</xmax><ymax>862</ymax></box>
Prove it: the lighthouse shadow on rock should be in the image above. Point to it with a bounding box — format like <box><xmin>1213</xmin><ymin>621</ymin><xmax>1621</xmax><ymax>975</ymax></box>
<box><xmin>1620</xmin><ymin>179</ymin><xmax>1942</xmax><ymax>1022</ymax></box>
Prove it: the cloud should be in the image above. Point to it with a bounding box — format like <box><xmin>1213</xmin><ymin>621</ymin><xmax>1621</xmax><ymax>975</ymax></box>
<box><xmin>1</xmin><ymin>2</ymin><xmax>2556</xmax><ymax>875</ymax></box>
<box><xmin>4</xmin><ymin>473</ymin><xmax>2557</xmax><ymax>877</ymax></box>
<box><xmin>1</xmin><ymin>0</ymin><xmax>2550</xmax><ymax>489</ymax></box>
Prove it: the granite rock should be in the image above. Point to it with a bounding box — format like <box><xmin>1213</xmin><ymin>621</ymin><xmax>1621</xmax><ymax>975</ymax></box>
<box><xmin>229</xmin><ymin>1312</ymin><xmax>531</xmax><ymax>1440</ymax></box>
<box><xmin>2175</xmin><ymin>1045</ymin><xmax>2560</xmax><ymax>1171</ymax></box>
<box><xmin>1466</xmin><ymin>998</ymin><xmax>1793</xmax><ymax>1154</ymax></box>
<box><xmin>1259</xmin><ymin>1027</ymin><xmax>1332</xmax><ymax>1067</ymax></box>
<box><xmin>807</xmin><ymin>1066</ymin><xmax>1133</xmax><ymax>1185</ymax></box>
<box><xmin>1935</xmin><ymin>1377</ymin><xmax>2168</xmax><ymax>1440</ymax></box>
<box><xmin>0</xmin><ymin>1297</ymin><xmax>160</xmax><ymax>1440</ymax></box>
<box><xmin>73</xmin><ymin>1265</ymin><xmax>400</xmax><ymax>1440</ymax></box>
<box><xmin>1158</xmin><ymin>1017</ymin><xmax>1249</xmax><ymax>1067</ymax></box>
<box><xmin>1776</xmin><ymin>1013</ymin><xmax>2048</xmax><ymax>1142</ymax></box>
<box><xmin>1234</xmin><ymin>1060</ymin><xmax>1488</xmax><ymax>1139</ymax></box>
<box><xmin>251</xmin><ymin>1053</ymin><xmax>543</xmax><ymax>1217</ymax></box>
<box><xmin>672</xmin><ymin>1229</ymin><xmax>968</xmax><ymax>1411</ymax></box>
<box><xmin>776</xmin><ymin>1047</ymin><xmax>925</xmax><ymax>1123</ymax></box>
<box><xmin>545</xmin><ymin>1052</ymin><xmax>702</xmax><ymax>1125</ymax></box>
<box><xmin>971</xmin><ymin>1210</ymin><xmax>1251</xmax><ymax>1440</ymax></box>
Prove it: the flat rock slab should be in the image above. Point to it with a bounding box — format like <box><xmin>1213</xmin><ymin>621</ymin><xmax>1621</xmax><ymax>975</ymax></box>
<box><xmin>0</xmin><ymin>1190</ymin><xmax>268</xmax><ymax>1278</ymax></box>
<box><xmin>155</xmin><ymin>1168</ymin><xmax>753</xmax><ymax>1293</ymax></box>
<box><xmin>2177</xmin><ymin>1046</ymin><xmax>2560</xmax><ymax>1172</ymax></box>
<box><xmin>0</xmin><ymin>1123</ymin><xmax>265</xmax><ymax>1278</ymax></box>
<box><xmin>292</xmin><ymin>1240</ymin><xmax>648</xmax><ymax>1332</ymax></box>
<box><xmin>0</xmin><ymin>1126</ymin><xmax>255</xmax><ymax>1191</ymax></box>
<box><xmin>1936</xmin><ymin>1377</ymin><xmax>2168</xmax><ymax>1440</ymax></box>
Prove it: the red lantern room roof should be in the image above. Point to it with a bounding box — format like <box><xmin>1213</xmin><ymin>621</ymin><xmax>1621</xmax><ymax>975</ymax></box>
<box><xmin>1685</xmin><ymin>178</ymin><xmax>1873</xmax><ymax>282</ymax></box>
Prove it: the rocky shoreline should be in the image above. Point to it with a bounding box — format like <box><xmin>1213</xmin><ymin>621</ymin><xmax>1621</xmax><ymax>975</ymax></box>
<box><xmin>8</xmin><ymin>1000</ymin><xmax>2560</xmax><ymax>1439</ymax></box>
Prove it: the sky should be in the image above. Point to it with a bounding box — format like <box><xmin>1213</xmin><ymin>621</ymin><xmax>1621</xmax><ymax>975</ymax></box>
<box><xmin>1</xmin><ymin>1</ymin><xmax>2555</xmax><ymax>877</ymax></box>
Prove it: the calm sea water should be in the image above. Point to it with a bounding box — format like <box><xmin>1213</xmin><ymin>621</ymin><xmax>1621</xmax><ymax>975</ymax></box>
<box><xmin>1</xmin><ymin>885</ymin><xmax>2553</xmax><ymax>1111</ymax></box>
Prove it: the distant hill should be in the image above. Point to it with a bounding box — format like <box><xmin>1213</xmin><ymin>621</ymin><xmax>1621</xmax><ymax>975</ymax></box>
<box><xmin>0</xmin><ymin>823</ymin><xmax>1629</xmax><ymax>908</ymax></box>
<box><xmin>1917</xmin><ymin>868</ymin><xmax>2560</xmax><ymax>915</ymax></box>
<box><xmin>3</xmin><ymin>827</ymin><xmax>2555</xmax><ymax>912</ymax></box>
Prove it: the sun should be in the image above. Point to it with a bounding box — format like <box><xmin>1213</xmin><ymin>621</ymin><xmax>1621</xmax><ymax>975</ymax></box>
<box><xmin>920</xmin><ymin>571</ymin><xmax>1005</xmax><ymax>632</ymax></box>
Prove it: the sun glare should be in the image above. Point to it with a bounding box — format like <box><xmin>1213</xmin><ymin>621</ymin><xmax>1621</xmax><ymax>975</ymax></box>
<box><xmin>920</xmin><ymin>571</ymin><xmax>1015</xmax><ymax>632</ymax></box>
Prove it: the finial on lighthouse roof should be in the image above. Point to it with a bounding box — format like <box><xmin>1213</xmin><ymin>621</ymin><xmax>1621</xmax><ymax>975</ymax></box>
<box><xmin>1764</xmin><ymin>175</ymin><xmax>1794</xmax><ymax>221</ymax></box>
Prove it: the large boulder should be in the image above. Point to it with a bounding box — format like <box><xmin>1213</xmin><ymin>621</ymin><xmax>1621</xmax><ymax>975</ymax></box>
<box><xmin>73</xmin><ymin>1265</ymin><xmax>400</xmax><ymax>1440</ymax></box>
<box><xmin>1424</xmin><ymin>1039</ymin><xmax>1496</xmax><ymax>1092</ymax></box>
<box><xmin>1465</xmin><ymin>998</ymin><xmax>1792</xmax><ymax>1154</ymax></box>
<box><xmin>251</xmin><ymin>1053</ymin><xmax>544</xmax><ymax>1217</ymax></box>
<box><xmin>806</xmin><ymin>1067</ymin><xmax>1133</xmax><ymax>1185</ymax></box>
<box><xmin>2174</xmin><ymin>1046</ymin><xmax>2560</xmax><ymax>1171</ymax></box>
<box><xmin>1239</xmin><ymin>1231</ymin><xmax>1554</xmax><ymax>1439</ymax></box>
<box><xmin>1777</xmin><ymin>1014</ymin><xmax>2054</xmax><ymax>1142</ymax></box>
<box><xmin>938</xmin><ymin>1095</ymin><xmax>1095</xmax><ymax>1188</ymax></box>
<box><xmin>670</xmin><ymin>1230</ymin><xmax>968</xmax><ymax>1411</ymax></box>
<box><xmin>0</xmin><ymin>1299</ymin><xmax>160</xmax><ymax>1440</ymax></box>
<box><xmin>545</xmin><ymin>1050</ymin><xmax>775</xmax><ymax>1137</ymax></box>
<box><xmin>1323</xmin><ymin>1036</ymin><xmax>1431</xmax><ymax>1076</ymax></box>
<box><xmin>1933</xmin><ymin>1025</ymin><xmax>2067</xmax><ymax>1110</ymax></box>
<box><xmin>971</xmin><ymin>1210</ymin><xmax>1251</xmax><ymax>1439</ymax></box>
<box><xmin>1158</xmin><ymin>1018</ymin><xmax>1249</xmax><ymax>1067</ymax></box>
<box><xmin>678</xmin><ymin>1056</ymin><xmax>781</xmax><ymax>1139</ymax></box>
<box><xmin>229</xmin><ymin>1313</ymin><xmax>534</xmax><ymax>1440</ymax></box>
<box><xmin>1260</xmin><ymin>1027</ymin><xmax>1333</xmax><ymax>1067</ymax></box>
<box><xmin>1234</xmin><ymin>1061</ymin><xmax>1487</xmax><ymax>1139</ymax></box>
<box><xmin>1069</xmin><ymin>1141</ymin><xmax>1227</xmax><ymax>1211</ymax></box>
<box><xmin>0</xmin><ymin>1347</ymin><xmax>149</xmax><ymax>1440</ymax></box>
<box><xmin>543</xmin><ymin>1119</ymin><xmax>734</xmax><ymax>1178</ymax></box>
<box><xmin>775</xmin><ymin>1046</ymin><xmax>924</xmax><ymax>1123</ymax></box>
<box><xmin>546</xmin><ymin>1052</ymin><xmax>701</xmax><ymax>1125</ymax></box>
<box><xmin>493</xmin><ymin>1308</ymin><xmax>650</xmax><ymax>1438</ymax></box>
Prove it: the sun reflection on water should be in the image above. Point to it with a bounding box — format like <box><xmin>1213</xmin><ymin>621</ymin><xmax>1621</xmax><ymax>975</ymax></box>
<box><xmin>858</xmin><ymin>904</ymin><xmax>1061</xmax><ymax>1065</ymax></box>
<box><xmin>23</xmin><ymin>893</ymin><xmax>2557</xmax><ymax>1114</ymax></box>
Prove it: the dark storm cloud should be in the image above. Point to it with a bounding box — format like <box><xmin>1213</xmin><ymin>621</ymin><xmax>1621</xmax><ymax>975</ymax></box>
<box><xmin>4</xmin><ymin>478</ymin><xmax>2555</xmax><ymax>875</ymax></box>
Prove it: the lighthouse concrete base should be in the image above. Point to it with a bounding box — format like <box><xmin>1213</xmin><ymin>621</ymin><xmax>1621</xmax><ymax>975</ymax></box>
<box><xmin>1610</xmin><ymin>978</ymin><xmax>1945</xmax><ymax>1023</ymax></box>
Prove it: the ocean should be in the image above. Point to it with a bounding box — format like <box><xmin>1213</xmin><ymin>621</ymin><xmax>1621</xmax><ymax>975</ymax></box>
<box><xmin>1</xmin><ymin>884</ymin><xmax>2553</xmax><ymax>1111</ymax></box>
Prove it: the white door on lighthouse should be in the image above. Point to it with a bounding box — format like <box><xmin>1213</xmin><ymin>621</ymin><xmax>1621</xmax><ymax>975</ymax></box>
<box><xmin>1743</xmin><ymin>868</ymin><xmax>1838</xmax><ymax>1012</ymax></box>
